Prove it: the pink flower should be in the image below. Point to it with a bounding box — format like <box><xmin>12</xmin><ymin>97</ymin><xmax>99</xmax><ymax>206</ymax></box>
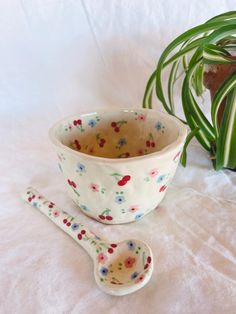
<box><xmin>137</xmin><ymin>114</ymin><xmax>146</xmax><ymax>122</ymax></box>
<box><xmin>149</xmin><ymin>168</ymin><xmax>158</xmax><ymax>177</ymax></box>
<box><xmin>52</xmin><ymin>210</ymin><xmax>60</xmax><ymax>218</ymax></box>
<box><xmin>97</xmin><ymin>253</ymin><xmax>108</xmax><ymax>264</ymax></box>
<box><xmin>128</xmin><ymin>205</ymin><xmax>139</xmax><ymax>213</ymax></box>
<box><xmin>89</xmin><ymin>183</ymin><xmax>99</xmax><ymax>192</ymax></box>
<box><xmin>135</xmin><ymin>274</ymin><xmax>145</xmax><ymax>283</ymax></box>
<box><xmin>124</xmin><ymin>256</ymin><xmax>136</xmax><ymax>268</ymax></box>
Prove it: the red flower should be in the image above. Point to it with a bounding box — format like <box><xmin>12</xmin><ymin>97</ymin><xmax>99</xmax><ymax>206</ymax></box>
<box><xmin>124</xmin><ymin>256</ymin><xmax>136</xmax><ymax>268</ymax></box>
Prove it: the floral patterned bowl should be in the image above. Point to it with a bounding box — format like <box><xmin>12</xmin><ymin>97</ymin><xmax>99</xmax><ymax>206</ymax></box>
<box><xmin>49</xmin><ymin>109</ymin><xmax>187</xmax><ymax>224</ymax></box>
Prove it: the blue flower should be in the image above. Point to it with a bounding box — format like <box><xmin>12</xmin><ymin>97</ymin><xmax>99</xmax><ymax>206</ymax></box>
<box><xmin>127</xmin><ymin>240</ymin><xmax>136</xmax><ymax>251</ymax></box>
<box><xmin>156</xmin><ymin>174</ymin><xmax>166</xmax><ymax>183</ymax></box>
<box><xmin>100</xmin><ymin>267</ymin><xmax>108</xmax><ymax>276</ymax></box>
<box><xmin>131</xmin><ymin>272</ymin><xmax>139</xmax><ymax>280</ymax></box>
<box><xmin>88</xmin><ymin>119</ymin><xmax>97</xmax><ymax>127</ymax></box>
<box><xmin>135</xmin><ymin>213</ymin><xmax>143</xmax><ymax>220</ymax></box>
<box><xmin>118</xmin><ymin>138</ymin><xmax>127</xmax><ymax>147</ymax></box>
<box><xmin>77</xmin><ymin>163</ymin><xmax>86</xmax><ymax>173</ymax></box>
<box><xmin>80</xmin><ymin>204</ymin><xmax>88</xmax><ymax>211</ymax></box>
<box><xmin>155</xmin><ymin>121</ymin><xmax>162</xmax><ymax>131</ymax></box>
<box><xmin>115</xmin><ymin>195</ymin><xmax>126</xmax><ymax>204</ymax></box>
<box><xmin>71</xmin><ymin>223</ymin><xmax>79</xmax><ymax>231</ymax></box>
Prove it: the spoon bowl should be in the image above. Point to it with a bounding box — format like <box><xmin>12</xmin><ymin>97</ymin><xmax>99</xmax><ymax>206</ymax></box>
<box><xmin>22</xmin><ymin>188</ymin><xmax>153</xmax><ymax>296</ymax></box>
<box><xmin>94</xmin><ymin>239</ymin><xmax>153</xmax><ymax>296</ymax></box>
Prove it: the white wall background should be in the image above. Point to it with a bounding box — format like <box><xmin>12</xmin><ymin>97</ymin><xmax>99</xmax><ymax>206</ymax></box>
<box><xmin>1</xmin><ymin>0</ymin><xmax>235</xmax><ymax>161</ymax></box>
<box><xmin>1</xmin><ymin>0</ymin><xmax>236</xmax><ymax>118</ymax></box>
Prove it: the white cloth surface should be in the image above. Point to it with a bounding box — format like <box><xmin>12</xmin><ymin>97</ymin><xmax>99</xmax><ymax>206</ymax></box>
<box><xmin>0</xmin><ymin>1</ymin><xmax>236</xmax><ymax>313</ymax></box>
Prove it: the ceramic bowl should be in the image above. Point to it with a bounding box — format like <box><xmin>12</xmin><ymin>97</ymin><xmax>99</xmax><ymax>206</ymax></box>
<box><xmin>49</xmin><ymin>109</ymin><xmax>187</xmax><ymax>224</ymax></box>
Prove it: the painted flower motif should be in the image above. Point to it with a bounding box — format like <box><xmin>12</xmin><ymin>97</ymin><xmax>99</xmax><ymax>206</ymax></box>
<box><xmin>131</xmin><ymin>272</ymin><xmax>139</xmax><ymax>280</ymax></box>
<box><xmin>52</xmin><ymin>210</ymin><xmax>60</xmax><ymax>218</ymax></box>
<box><xmin>73</xmin><ymin>119</ymin><xmax>82</xmax><ymax>126</ymax></box>
<box><xmin>117</xmin><ymin>138</ymin><xmax>127</xmax><ymax>147</ymax></box>
<box><xmin>137</xmin><ymin>113</ymin><xmax>146</xmax><ymax>122</ymax></box>
<box><xmin>100</xmin><ymin>267</ymin><xmax>109</xmax><ymax>276</ymax></box>
<box><xmin>71</xmin><ymin>223</ymin><xmax>79</xmax><ymax>231</ymax></box>
<box><xmin>127</xmin><ymin>240</ymin><xmax>136</xmax><ymax>251</ymax></box>
<box><xmin>115</xmin><ymin>195</ymin><xmax>126</xmax><ymax>204</ymax></box>
<box><xmin>156</xmin><ymin>174</ymin><xmax>166</xmax><ymax>183</ymax></box>
<box><xmin>159</xmin><ymin>185</ymin><xmax>167</xmax><ymax>192</ymax></box>
<box><xmin>80</xmin><ymin>204</ymin><xmax>88</xmax><ymax>211</ymax></box>
<box><xmin>155</xmin><ymin>121</ymin><xmax>162</xmax><ymax>130</ymax></box>
<box><xmin>135</xmin><ymin>213</ymin><xmax>144</xmax><ymax>220</ymax></box>
<box><xmin>89</xmin><ymin>148</ymin><xmax>95</xmax><ymax>154</ymax></box>
<box><xmin>67</xmin><ymin>179</ymin><xmax>77</xmax><ymax>188</ymax></box>
<box><xmin>138</xmin><ymin>149</ymin><xmax>145</xmax><ymax>156</ymax></box>
<box><xmin>135</xmin><ymin>274</ymin><xmax>145</xmax><ymax>283</ymax></box>
<box><xmin>124</xmin><ymin>257</ymin><xmax>136</xmax><ymax>268</ymax></box>
<box><xmin>89</xmin><ymin>183</ymin><xmax>99</xmax><ymax>192</ymax></box>
<box><xmin>97</xmin><ymin>253</ymin><xmax>108</xmax><ymax>264</ymax></box>
<box><xmin>77</xmin><ymin>163</ymin><xmax>86</xmax><ymax>173</ymax></box>
<box><xmin>128</xmin><ymin>205</ymin><xmax>138</xmax><ymax>213</ymax></box>
<box><xmin>149</xmin><ymin>168</ymin><xmax>158</xmax><ymax>177</ymax></box>
<box><xmin>88</xmin><ymin>119</ymin><xmax>97</xmax><ymax>128</ymax></box>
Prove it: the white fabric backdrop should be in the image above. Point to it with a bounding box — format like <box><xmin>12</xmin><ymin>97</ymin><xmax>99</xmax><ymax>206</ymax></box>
<box><xmin>1</xmin><ymin>1</ymin><xmax>236</xmax><ymax>313</ymax></box>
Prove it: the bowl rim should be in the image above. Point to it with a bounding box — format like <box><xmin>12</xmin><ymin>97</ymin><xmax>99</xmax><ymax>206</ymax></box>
<box><xmin>48</xmin><ymin>108</ymin><xmax>187</xmax><ymax>163</ymax></box>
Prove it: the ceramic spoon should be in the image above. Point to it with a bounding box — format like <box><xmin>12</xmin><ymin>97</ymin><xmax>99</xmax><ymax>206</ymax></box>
<box><xmin>22</xmin><ymin>187</ymin><xmax>153</xmax><ymax>296</ymax></box>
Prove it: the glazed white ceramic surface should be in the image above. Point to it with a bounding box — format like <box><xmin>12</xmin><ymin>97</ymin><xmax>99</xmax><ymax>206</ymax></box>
<box><xmin>49</xmin><ymin>109</ymin><xmax>187</xmax><ymax>224</ymax></box>
<box><xmin>22</xmin><ymin>188</ymin><xmax>153</xmax><ymax>296</ymax></box>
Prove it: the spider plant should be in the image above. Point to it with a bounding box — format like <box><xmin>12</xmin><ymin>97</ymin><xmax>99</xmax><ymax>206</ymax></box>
<box><xmin>143</xmin><ymin>11</ymin><xmax>236</xmax><ymax>170</ymax></box>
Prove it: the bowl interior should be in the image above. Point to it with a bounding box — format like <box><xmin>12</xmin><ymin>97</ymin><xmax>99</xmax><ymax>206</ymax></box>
<box><xmin>52</xmin><ymin>110</ymin><xmax>181</xmax><ymax>158</ymax></box>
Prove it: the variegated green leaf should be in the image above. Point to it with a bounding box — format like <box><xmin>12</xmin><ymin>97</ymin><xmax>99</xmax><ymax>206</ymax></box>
<box><xmin>216</xmin><ymin>86</ymin><xmax>236</xmax><ymax>169</ymax></box>
<box><xmin>180</xmin><ymin>127</ymin><xmax>200</xmax><ymax>166</ymax></box>
<box><xmin>211</xmin><ymin>70</ymin><xmax>236</xmax><ymax>136</ymax></box>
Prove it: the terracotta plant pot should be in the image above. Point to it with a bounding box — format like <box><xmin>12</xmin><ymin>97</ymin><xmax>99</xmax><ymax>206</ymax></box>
<box><xmin>204</xmin><ymin>57</ymin><xmax>236</xmax><ymax>171</ymax></box>
<box><xmin>203</xmin><ymin>57</ymin><xmax>236</xmax><ymax>125</ymax></box>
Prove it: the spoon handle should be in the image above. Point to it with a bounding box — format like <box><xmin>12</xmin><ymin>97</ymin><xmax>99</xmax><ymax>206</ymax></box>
<box><xmin>21</xmin><ymin>187</ymin><xmax>108</xmax><ymax>259</ymax></box>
